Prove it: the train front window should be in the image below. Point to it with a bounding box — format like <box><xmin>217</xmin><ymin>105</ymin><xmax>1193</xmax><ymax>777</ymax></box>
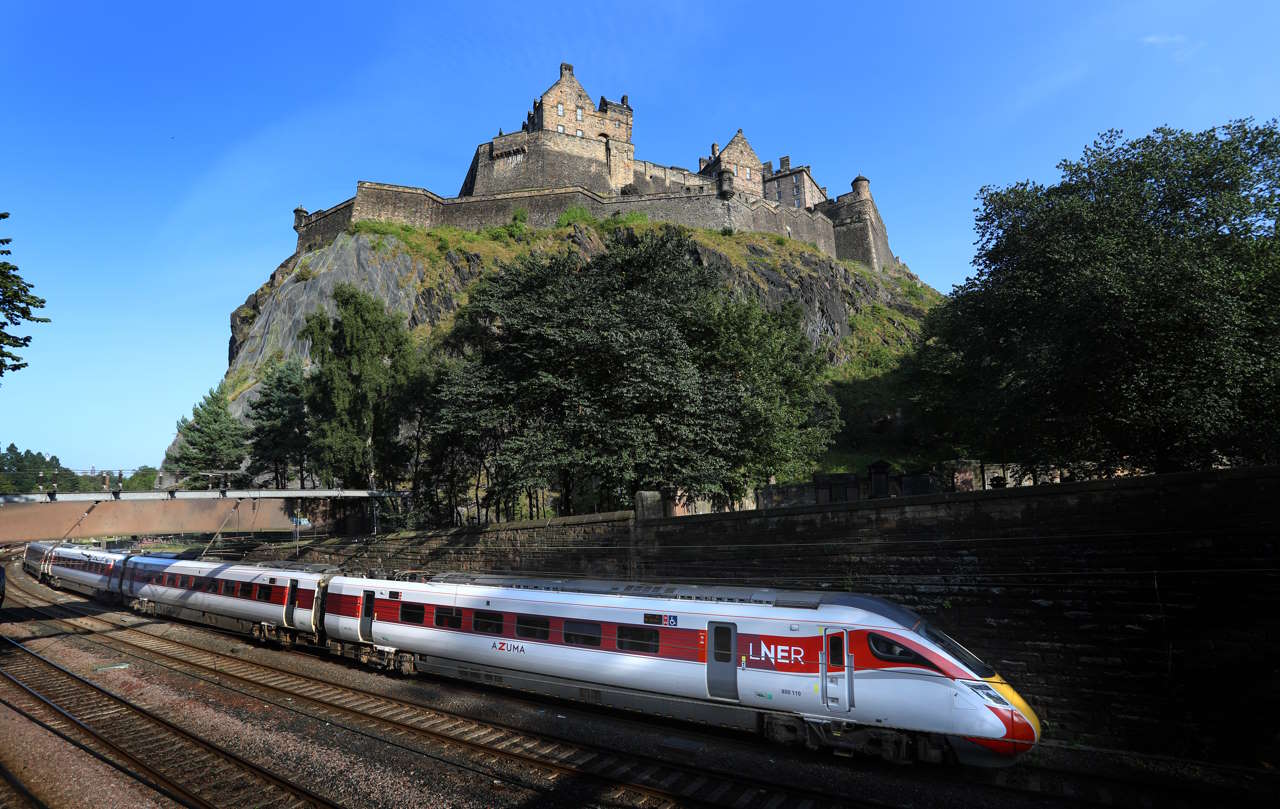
<box><xmin>919</xmin><ymin>624</ymin><xmax>994</xmax><ymax>678</ymax></box>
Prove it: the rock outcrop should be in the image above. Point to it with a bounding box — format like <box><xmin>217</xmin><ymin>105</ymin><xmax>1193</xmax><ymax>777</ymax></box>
<box><xmin>219</xmin><ymin>221</ymin><xmax>938</xmax><ymax>419</ymax></box>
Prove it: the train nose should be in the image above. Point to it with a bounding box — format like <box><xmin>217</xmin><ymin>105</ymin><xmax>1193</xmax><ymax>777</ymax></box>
<box><xmin>988</xmin><ymin>676</ymin><xmax>1041</xmax><ymax>754</ymax></box>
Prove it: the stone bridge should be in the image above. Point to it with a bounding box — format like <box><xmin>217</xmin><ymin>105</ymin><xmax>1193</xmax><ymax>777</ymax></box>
<box><xmin>0</xmin><ymin>489</ymin><xmax>378</xmax><ymax>543</ymax></box>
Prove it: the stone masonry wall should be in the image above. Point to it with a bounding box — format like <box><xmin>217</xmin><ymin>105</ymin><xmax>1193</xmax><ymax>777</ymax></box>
<box><xmin>257</xmin><ymin>467</ymin><xmax>1280</xmax><ymax>765</ymax></box>
<box><xmin>314</xmin><ymin>180</ymin><xmax>837</xmax><ymax>256</ymax></box>
<box><xmin>294</xmin><ymin>198</ymin><xmax>355</xmax><ymax>254</ymax></box>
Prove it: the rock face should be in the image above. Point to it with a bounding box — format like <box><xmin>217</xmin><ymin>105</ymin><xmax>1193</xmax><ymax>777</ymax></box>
<box><xmin>220</xmin><ymin>222</ymin><xmax>937</xmax><ymax>418</ymax></box>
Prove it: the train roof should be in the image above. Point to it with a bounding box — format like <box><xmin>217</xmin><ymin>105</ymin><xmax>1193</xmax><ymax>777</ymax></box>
<box><xmin>431</xmin><ymin>573</ymin><xmax>922</xmax><ymax>628</ymax></box>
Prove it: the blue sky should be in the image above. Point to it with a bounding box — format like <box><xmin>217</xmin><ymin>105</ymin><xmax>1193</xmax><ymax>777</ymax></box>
<box><xmin>2</xmin><ymin>1</ymin><xmax>1276</xmax><ymax>470</ymax></box>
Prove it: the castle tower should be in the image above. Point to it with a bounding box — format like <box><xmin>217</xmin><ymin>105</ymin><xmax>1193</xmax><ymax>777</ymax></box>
<box><xmin>822</xmin><ymin>175</ymin><xmax>896</xmax><ymax>271</ymax></box>
<box><xmin>460</xmin><ymin>62</ymin><xmax>636</xmax><ymax>197</ymax></box>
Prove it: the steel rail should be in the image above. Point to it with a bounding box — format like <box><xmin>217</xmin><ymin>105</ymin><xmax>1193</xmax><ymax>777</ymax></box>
<box><xmin>0</xmin><ymin>633</ymin><xmax>339</xmax><ymax>809</ymax></box>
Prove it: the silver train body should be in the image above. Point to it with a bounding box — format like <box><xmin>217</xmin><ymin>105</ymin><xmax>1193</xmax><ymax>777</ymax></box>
<box><xmin>22</xmin><ymin>541</ymin><xmax>1039</xmax><ymax>765</ymax></box>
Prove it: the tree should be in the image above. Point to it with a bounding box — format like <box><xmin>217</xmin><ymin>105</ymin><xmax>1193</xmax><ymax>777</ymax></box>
<box><xmin>921</xmin><ymin>119</ymin><xmax>1280</xmax><ymax>474</ymax></box>
<box><xmin>1</xmin><ymin>212</ymin><xmax>49</xmax><ymax>380</ymax></box>
<box><xmin>303</xmin><ymin>284</ymin><xmax>411</xmax><ymax>489</ymax></box>
<box><xmin>247</xmin><ymin>359</ymin><xmax>309</xmax><ymax>488</ymax></box>
<box><xmin>123</xmin><ymin>466</ymin><xmax>159</xmax><ymax>491</ymax></box>
<box><xmin>441</xmin><ymin>226</ymin><xmax>839</xmax><ymax>514</ymax></box>
<box><xmin>165</xmin><ymin>386</ymin><xmax>248</xmax><ymax>486</ymax></box>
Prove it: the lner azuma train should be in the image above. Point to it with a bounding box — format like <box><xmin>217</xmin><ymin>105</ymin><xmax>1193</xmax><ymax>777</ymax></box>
<box><xmin>22</xmin><ymin>541</ymin><xmax>1039</xmax><ymax>766</ymax></box>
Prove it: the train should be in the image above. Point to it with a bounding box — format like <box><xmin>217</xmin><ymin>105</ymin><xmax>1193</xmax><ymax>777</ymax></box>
<box><xmin>19</xmin><ymin>540</ymin><xmax>1039</xmax><ymax>766</ymax></box>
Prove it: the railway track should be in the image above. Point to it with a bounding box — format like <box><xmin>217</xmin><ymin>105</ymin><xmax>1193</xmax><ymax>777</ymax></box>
<box><xmin>0</xmin><ymin>635</ymin><xmax>337</xmax><ymax>809</ymax></box>
<box><xmin>4</xmin><ymin>570</ymin><xmax>881</xmax><ymax>809</ymax></box>
<box><xmin>0</xmin><ymin>760</ymin><xmax>47</xmax><ymax>809</ymax></box>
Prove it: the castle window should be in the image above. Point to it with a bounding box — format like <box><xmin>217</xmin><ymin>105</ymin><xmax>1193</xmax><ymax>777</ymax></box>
<box><xmin>576</xmin><ymin>107</ymin><xmax>583</xmax><ymax>121</ymax></box>
<box><xmin>614</xmin><ymin>121</ymin><xmax>619</xmax><ymax>129</ymax></box>
<box><xmin>557</xmin><ymin>125</ymin><xmax>564</xmax><ymax>133</ymax></box>
<box><xmin>795</xmin><ymin>199</ymin><xmax>802</xmax><ymax>208</ymax></box>
<box><xmin>777</xmin><ymin>189</ymin><xmax>782</xmax><ymax>201</ymax></box>
<box><xmin>575</xmin><ymin>129</ymin><xmax>583</xmax><ymax>138</ymax></box>
<box><xmin>557</xmin><ymin>103</ymin><xmax>564</xmax><ymax>117</ymax></box>
<box><xmin>733</xmin><ymin>165</ymin><xmax>738</xmax><ymax>176</ymax></box>
<box><xmin>746</xmin><ymin>167</ymin><xmax>751</xmax><ymax>179</ymax></box>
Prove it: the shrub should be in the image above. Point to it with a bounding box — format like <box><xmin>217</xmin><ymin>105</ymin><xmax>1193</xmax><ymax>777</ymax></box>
<box><xmin>556</xmin><ymin>205</ymin><xmax>597</xmax><ymax>228</ymax></box>
<box><xmin>774</xmin><ymin>235</ymin><xmax>787</xmax><ymax>246</ymax></box>
<box><xmin>599</xmin><ymin>210</ymin><xmax>648</xmax><ymax>233</ymax></box>
<box><xmin>720</xmin><ymin>226</ymin><xmax>735</xmax><ymax>236</ymax></box>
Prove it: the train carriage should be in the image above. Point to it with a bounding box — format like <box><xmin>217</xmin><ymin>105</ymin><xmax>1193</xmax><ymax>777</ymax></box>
<box><xmin>123</xmin><ymin>554</ymin><xmax>332</xmax><ymax>644</ymax></box>
<box><xmin>24</xmin><ymin>541</ymin><xmax>122</xmax><ymax>599</ymax></box>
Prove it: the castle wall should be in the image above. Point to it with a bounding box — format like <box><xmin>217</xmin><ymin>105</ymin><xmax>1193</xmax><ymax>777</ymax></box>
<box><xmin>462</xmin><ymin>130</ymin><xmax>620</xmax><ymax>197</ymax></box>
<box><xmin>728</xmin><ymin>198</ymin><xmax>836</xmax><ymax>254</ymax></box>
<box><xmin>294</xmin><ymin>179</ymin><xmax>839</xmax><ymax>259</ymax></box>
<box><xmin>294</xmin><ymin>198</ymin><xmax>355</xmax><ymax>254</ymax></box>
<box><xmin>629</xmin><ymin>160</ymin><xmax>714</xmax><ymax>195</ymax></box>
<box><xmin>351</xmin><ymin>182</ymin><xmax>443</xmax><ymax>230</ymax></box>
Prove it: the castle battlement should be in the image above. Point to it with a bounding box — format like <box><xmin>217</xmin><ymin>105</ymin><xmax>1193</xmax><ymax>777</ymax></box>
<box><xmin>293</xmin><ymin>63</ymin><xmax>896</xmax><ymax>270</ymax></box>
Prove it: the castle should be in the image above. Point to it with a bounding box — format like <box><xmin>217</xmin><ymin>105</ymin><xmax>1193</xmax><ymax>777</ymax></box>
<box><xmin>292</xmin><ymin>63</ymin><xmax>896</xmax><ymax>271</ymax></box>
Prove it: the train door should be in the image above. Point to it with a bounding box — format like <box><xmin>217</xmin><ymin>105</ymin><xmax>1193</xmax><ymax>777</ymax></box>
<box><xmin>283</xmin><ymin>579</ymin><xmax>299</xmax><ymax>629</ymax></box>
<box><xmin>359</xmin><ymin>590</ymin><xmax>375</xmax><ymax>641</ymax></box>
<box><xmin>706</xmin><ymin>622</ymin><xmax>739</xmax><ymax>701</ymax></box>
<box><xmin>822</xmin><ymin>628</ymin><xmax>852</xmax><ymax>712</ymax></box>
<box><xmin>111</xmin><ymin>556</ymin><xmax>125</xmax><ymax>598</ymax></box>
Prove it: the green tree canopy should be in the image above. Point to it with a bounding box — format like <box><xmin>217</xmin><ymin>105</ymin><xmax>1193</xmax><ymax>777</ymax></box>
<box><xmin>165</xmin><ymin>386</ymin><xmax>248</xmax><ymax>485</ymax></box>
<box><xmin>441</xmin><ymin>225</ymin><xmax>839</xmax><ymax>514</ymax></box>
<box><xmin>247</xmin><ymin>358</ymin><xmax>309</xmax><ymax>488</ymax></box>
<box><xmin>303</xmin><ymin>284</ymin><xmax>411</xmax><ymax>488</ymax></box>
<box><xmin>1</xmin><ymin>212</ymin><xmax>49</xmax><ymax>380</ymax></box>
<box><xmin>921</xmin><ymin>119</ymin><xmax>1280</xmax><ymax>474</ymax></box>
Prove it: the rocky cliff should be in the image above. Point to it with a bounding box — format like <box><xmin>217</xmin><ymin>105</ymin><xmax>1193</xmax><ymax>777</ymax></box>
<box><xmin>219</xmin><ymin>218</ymin><xmax>939</xmax><ymax>419</ymax></box>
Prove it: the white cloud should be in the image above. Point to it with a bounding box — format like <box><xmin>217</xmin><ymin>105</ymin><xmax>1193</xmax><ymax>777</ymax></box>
<box><xmin>1141</xmin><ymin>33</ymin><xmax>1188</xmax><ymax>46</ymax></box>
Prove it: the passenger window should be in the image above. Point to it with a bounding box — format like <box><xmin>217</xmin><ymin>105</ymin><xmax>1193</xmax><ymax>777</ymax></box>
<box><xmin>617</xmin><ymin>626</ymin><xmax>660</xmax><ymax>653</ymax></box>
<box><xmin>564</xmin><ymin>621</ymin><xmax>601</xmax><ymax>647</ymax></box>
<box><xmin>256</xmin><ymin>584</ymin><xmax>274</xmax><ymax>602</ymax></box>
<box><xmin>473</xmin><ymin>611</ymin><xmax>504</xmax><ymax>634</ymax></box>
<box><xmin>400</xmin><ymin>603</ymin><xmax>425</xmax><ymax>624</ymax></box>
<box><xmin>515</xmin><ymin>615</ymin><xmax>550</xmax><ymax>641</ymax></box>
<box><xmin>434</xmin><ymin>606</ymin><xmax>462</xmax><ymax>629</ymax></box>
<box><xmin>713</xmin><ymin>626</ymin><xmax>731</xmax><ymax>663</ymax></box>
<box><xmin>186</xmin><ymin>576</ymin><xmax>196</xmax><ymax>589</ymax></box>
<box><xmin>237</xmin><ymin>581</ymin><xmax>251</xmax><ymax>598</ymax></box>
<box><xmin>829</xmin><ymin>634</ymin><xmax>845</xmax><ymax>667</ymax></box>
